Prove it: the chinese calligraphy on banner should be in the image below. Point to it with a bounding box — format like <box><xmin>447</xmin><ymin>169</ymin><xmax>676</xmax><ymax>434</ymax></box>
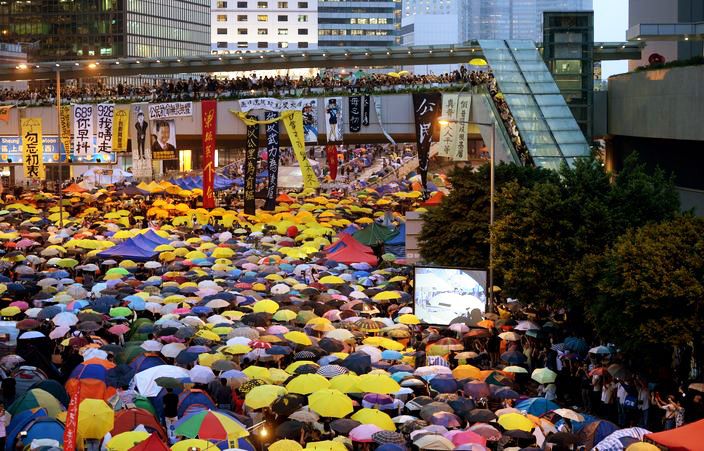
<box><xmin>148</xmin><ymin>101</ymin><xmax>193</xmax><ymax>120</ymax></box>
<box><xmin>150</xmin><ymin>119</ymin><xmax>178</xmax><ymax>160</ymax></box>
<box><xmin>438</xmin><ymin>93</ymin><xmax>458</xmax><ymax>157</ymax></box>
<box><xmin>73</xmin><ymin>104</ymin><xmax>94</xmax><ymax>158</ymax></box>
<box><xmin>201</xmin><ymin>100</ymin><xmax>217</xmax><ymax>209</ymax></box>
<box><xmin>244</xmin><ymin>117</ymin><xmax>260</xmax><ymax>216</ymax></box>
<box><xmin>112</xmin><ymin>105</ymin><xmax>130</xmax><ymax>152</ymax></box>
<box><xmin>282</xmin><ymin>111</ymin><xmax>319</xmax><ymax>189</ymax></box>
<box><xmin>349</xmin><ymin>96</ymin><xmax>362</xmax><ymax>133</ymax></box>
<box><xmin>59</xmin><ymin>105</ymin><xmax>71</xmax><ymax>159</ymax></box>
<box><xmin>412</xmin><ymin>93</ymin><xmax>441</xmax><ymax>195</ymax></box>
<box><xmin>362</xmin><ymin>95</ymin><xmax>370</xmax><ymax>127</ymax></box>
<box><xmin>96</xmin><ymin>103</ymin><xmax>114</xmax><ymax>153</ymax></box>
<box><xmin>63</xmin><ymin>387</ymin><xmax>81</xmax><ymax>451</ymax></box>
<box><xmin>264</xmin><ymin>111</ymin><xmax>280</xmax><ymax>211</ymax></box>
<box><xmin>20</xmin><ymin>118</ymin><xmax>44</xmax><ymax>180</ymax></box>
<box><xmin>239</xmin><ymin>97</ymin><xmax>318</xmax><ymax>143</ymax></box>
<box><xmin>454</xmin><ymin>94</ymin><xmax>471</xmax><ymax>161</ymax></box>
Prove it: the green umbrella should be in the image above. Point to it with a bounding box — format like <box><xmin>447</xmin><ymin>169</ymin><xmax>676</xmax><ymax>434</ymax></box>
<box><xmin>57</xmin><ymin>258</ymin><xmax>79</xmax><ymax>268</ymax></box>
<box><xmin>531</xmin><ymin>368</ymin><xmax>557</xmax><ymax>384</ymax></box>
<box><xmin>381</xmin><ymin>253</ymin><xmax>396</xmax><ymax>262</ymax></box>
<box><xmin>353</xmin><ymin>222</ymin><xmax>398</xmax><ymax>246</ymax></box>
<box><xmin>155</xmin><ymin>377</ymin><xmax>184</xmax><ymax>390</ymax></box>
<box><xmin>110</xmin><ymin>307</ymin><xmax>132</xmax><ymax>318</ymax></box>
<box><xmin>106</xmin><ymin>267</ymin><xmax>130</xmax><ymax>276</ymax></box>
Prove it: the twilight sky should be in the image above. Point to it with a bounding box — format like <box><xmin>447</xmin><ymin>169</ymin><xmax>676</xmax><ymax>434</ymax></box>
<box><xmin>594</xmin><ymin>0</ymin><xmax>630</xmax><ymax>78</ymax></box>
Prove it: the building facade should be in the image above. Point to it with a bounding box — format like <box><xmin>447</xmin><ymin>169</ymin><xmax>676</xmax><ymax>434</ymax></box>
<box><xmin>318</xmin><ymin>0</ymin><xmax>400</xmax><ymax>48</ymax></box>
<box><xmin>0</xmin><ymin>0</ymin><xmax>210</xmax><ymax>61</ymax></box>
<box><xmin>401</xmin><ymin>0</ymin><xmax>467</xmax><ymax>47</ymax></box>
<box><xmin>211</xmin><ymin>0</ymin><xmax>318</xmax><ymax>52</ymax></box>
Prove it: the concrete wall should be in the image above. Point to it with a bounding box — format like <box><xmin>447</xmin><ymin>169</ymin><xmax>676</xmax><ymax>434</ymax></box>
<box><xmin>608</xmin><ymin>65</ymin><xmax>704</xmax><ymax>141</ymax></box>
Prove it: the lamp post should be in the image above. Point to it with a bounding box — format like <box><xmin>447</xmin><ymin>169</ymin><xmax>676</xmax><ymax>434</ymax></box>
<box><xmin>437</xmin><ymin>116</ymin><xmax>496</xmax><ymax>313</ymax></box>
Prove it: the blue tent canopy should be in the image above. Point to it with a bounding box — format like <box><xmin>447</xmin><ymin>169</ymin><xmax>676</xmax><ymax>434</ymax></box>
<box><xmin>170</xmin><ymin>175</ymin><xmax>239</xmax><ymax>191</ymax></box>
<box><xmin>143</xmin><ymin>229</ymin><xmax>170</xmax><ymax>245</ymax></box>
<box><xmin>385</xmin><ymin>224</ymin><xmax>405</xmax><ymax>245</ymax></box>
<box><xmin>97</xmin><ymin>238</ymin><xmax>157</xmax><ymax>262</ymax></box>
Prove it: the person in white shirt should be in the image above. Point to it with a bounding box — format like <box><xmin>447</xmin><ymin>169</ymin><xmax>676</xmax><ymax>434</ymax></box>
<box><xmin>637</xmin><ymin>379</ymin><xmax>650</xmax><ymax>429</ymax></box>
<box><xmin>0</xmin><ymin>403</ymin><xmax>11</xmax><ymax>450</ymax></box>
<box><xmin>539</xmin><ymin>383</ymin><xmax>557</xmax><ymax>401</ymax></box>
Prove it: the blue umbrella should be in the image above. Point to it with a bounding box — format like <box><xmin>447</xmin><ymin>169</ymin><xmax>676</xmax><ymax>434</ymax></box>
<box><xmin>381</xmin><ymin>350</ymin><xmax>403</xmax><ymax>360</ymax></box>
<box><xmin>515</xmin><ymin>397</ymin><xmax>560</xmax><ymax>416</ymax></box>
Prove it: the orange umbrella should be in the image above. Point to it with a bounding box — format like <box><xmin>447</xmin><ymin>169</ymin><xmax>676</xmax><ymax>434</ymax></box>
<box><xmin>477</xmin><ymin>320</ymin><xmax>494</xmax><ymax>329</ymax></box>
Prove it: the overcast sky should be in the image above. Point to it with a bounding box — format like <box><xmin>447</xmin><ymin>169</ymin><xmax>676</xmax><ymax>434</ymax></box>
<box><xmin>594</xmin><ymin>0</ymin><xmax>630</xmax><ymax>78</ymax></box>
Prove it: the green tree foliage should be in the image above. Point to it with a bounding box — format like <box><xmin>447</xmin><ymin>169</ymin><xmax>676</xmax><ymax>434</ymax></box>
<box><xmin>418</xmin><ymin>163</ymin><xmax>556</xmax><ymax>268</ymax></box>
<box><xmin>583</xmin><ymin>216</ymin><xmax>704</xmax><ymax>359</ymax></box>
<box><xmin>492</xmin><ymin>155</ymin><xmax>679</xmax><ymax>308</ymax></box>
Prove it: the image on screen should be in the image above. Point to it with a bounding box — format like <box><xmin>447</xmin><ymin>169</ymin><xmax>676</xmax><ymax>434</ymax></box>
<box><xmin>414</xmin><ymin>266</ymin><xmax>487</xmax><ymax>325</ymax></box>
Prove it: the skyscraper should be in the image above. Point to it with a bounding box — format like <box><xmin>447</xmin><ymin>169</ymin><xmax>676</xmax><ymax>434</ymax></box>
<box><xmin>0</xmin><ymin>0</ymin><xmax>210</xmax><ymax>61</ymax></box>
<box><xmin>318</xmin><ymin>0</ymin><xmax>400</xmax><ymax>48</ymax></box>
<box><xmin>401</xmin><ymin>0</ymin><xmax>468</xmax><ymax>47</ymax></box>
<box><xmin>211</xmin><ymin>0</ymin><xmax>318</xmax><ymax>52</ymax></box>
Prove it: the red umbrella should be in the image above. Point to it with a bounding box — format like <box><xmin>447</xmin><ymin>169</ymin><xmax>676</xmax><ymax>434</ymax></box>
<box><xmin>108</xmin><ymin>324</ymin><xmax>130</xmax><ymax>336</ymax></box>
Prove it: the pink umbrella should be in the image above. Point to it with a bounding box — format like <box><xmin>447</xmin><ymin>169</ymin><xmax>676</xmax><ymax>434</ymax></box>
<box><xmin>447</xmin><ymin>430</ymin><xmax>487</xmax><ymax>446</ymax></box>
<box><xmin>349</xmin><ymin>424</ymin><xmax>383</xmax><ymax>442</ymax></box>
<box><xmin>172</xmin><ymin>308</ymin><xmax>191</xmax><ymax>314</ymax></box>
<box><xmin>15</xmin><ymin>239</ymin><xmax>38</xmax><ymax>249</ymax></box>
<box><xmin>160</xmin><ymin>336</ymin><xmax>185</xmax><ymax>343</ymax></box>
<box><xmin>323</xmin><ymin>310</ymin><xmax>341</xmax><ymax>321</ymax></box>
<box><xmin>267</xmin><ymin>325</ymin><xmax>289</xmax><ymax>334</ymax></box>
<box><xmin>49</xmin><ymin>326</ymin><xmax>70</xmax><ymax>340</ymax></box>
<box><xmin>9</xmin><ymin>301</ymin><xmax>29</xmax><ymax>311</ymax></box>
<box><xmin>455</xmin><ymin>444</ymin><xmax>489</xmax><ymax>451</ymax></box>
<box><xmin>107</xmin><ymin>324</ymin><xmax>130</xmax><ymax>336</ymax></box>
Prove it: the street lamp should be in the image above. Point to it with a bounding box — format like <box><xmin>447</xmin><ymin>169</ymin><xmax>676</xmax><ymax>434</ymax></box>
<box><xmin>437</xmin><ymin>116</ymin><xmax>497</xmax><ymax>312</ymax></box>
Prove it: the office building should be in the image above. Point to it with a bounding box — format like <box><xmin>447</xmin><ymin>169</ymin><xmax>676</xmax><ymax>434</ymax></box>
<box><xmin>466</xmin><ymin>0</ymin><xmax>592</xmax><ymax>42</ymax></box>
<box><xmin>628</xmin><ymin>0</ymin><xmax>704</xmax><ymax>70</ymax></box>
<box><xmin>318</xmin><ymin>0</ymin><xmax>400</xmax><ymax>48</ymax></box>
<box><xmin>0</xmin><ymin>0</ymin><xmax>210</xmax><ymax>61</ymax></box>
<box><xmin>401</xmin><ymin>0</ymin><xmax>468</xmax><ymax>47</ymax></box>
<box><xmin>212</xmin><ymin>0</ymin><xmax>318</xmax><ymax>52</ymax></box>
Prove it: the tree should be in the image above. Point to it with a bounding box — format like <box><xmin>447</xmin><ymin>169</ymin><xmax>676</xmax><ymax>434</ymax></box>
<box><xmin>418</xmin><ymin>162</ymin><xmax>556</xmax><ymax>268</ymax></box>
<box><xmin>492</xmin><ymin>155</ymin><xmax>679</xmax><ymax>309</ymax></box>
<box><xmin>582</xmin><ymin>216</ymin><xmax>704</xmax><ymax>367</ymax></box>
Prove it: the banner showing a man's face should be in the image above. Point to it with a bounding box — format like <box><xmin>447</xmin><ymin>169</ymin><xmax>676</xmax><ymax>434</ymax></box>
<box><xmin>156</xmin><ymin>121</ymin><xmax>170</xmax><ymax>144</ymax></box>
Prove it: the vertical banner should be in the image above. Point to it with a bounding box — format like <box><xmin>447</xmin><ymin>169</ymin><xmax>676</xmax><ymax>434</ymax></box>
<box><xmin>362</xmin><ymin>95</ymin><xmax>370</xmax><ymax>127</ymax></box>
<box><xmin>63</xmin><ymin>387</ymin><xmax>80</xmax><ymax>451</ymax></box>
<box><xmin>325</xmin><ymin>145</ymin><xmax>338</xmax><ymax>181</ymax></box>
<box><xmin>244</xmin><ymin>117</ymin><xmax>260</xmax><ymax>216</ymax></box>
<box><xmin>349</xmin><ymin>96</ymin><xmax>362</xmax><ymax>133</ymax></box>
<box><xmin>372</xmin><ymin>96</ymin><xmax>396</xmax><ymax>145</ymax></box>
<box><xmin>20</xmin><ymin>118</ymin><xmax>44</xmax><ymax>180</ymax></box>
<box><xmin>201</xmin><ymin>99</ymin><xmax>217</xmax><ymax>209</ymax></box>
<box><xmin>59</xmin><ymin>105</ymin><xmax>71</xmax><ymax>160</ymax></box>
<box><xmin>0</xmin><ymin>105</ymin><xmax>13</xmax><ymax>122</ymax></box>
<box><xmin>112</xmin><ymin>105</ymin><xmax>130</xmax><ymax>152</ymax></box>
<box><xmin>453</xmin><ymin>94</ymin><xmax>471</xmax><ymax>161</ymax></box>
<box><xmin>301</xmin><ymin>99</ymin><xmax>318</xmax><ymax>143</ymax></box>
<box><xmin>96</xmin><ymin>103</ymin><xmax>115</xmax><ymax>154</ymax></box>
<box><xmin>324</xmin><ymin>97</ymin><xmax>343</xmax><ymax>143</ymax></box>
<box><xmin>130</xmin><ymin>104</ymin><xmax>152</xmax><ymax>179</ymax></box>
<box><xmin>73</xmin><ymin>104</ymin><xmax>94</xmax><ymax>158</ymax></box>
<box><xmin>150</xmin><ymin>120</ymin><xmax>178</xmax><ymax>160</ymax></box>
<box><xmin>264</xmin><ymin>111</ymin><xmax>280</xmax><ymax>211</ymax></box>
<box><xmin>438</xmin><ymin>93</ymin><xmax>458</xmax><ymax>157</ymax></box>
<box><xmin>283</xmin><ymin>110</ymin><xmax>319</xmax><ymax>189</ymax></box>
<box><xmin>412</xmin><ymin>93</ymin><xmax>441</xmax><ymax>195</ymax></box>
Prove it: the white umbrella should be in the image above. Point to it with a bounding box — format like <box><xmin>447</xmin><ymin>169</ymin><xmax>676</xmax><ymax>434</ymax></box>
<box><xmin>271</xmin><ymin>284</ymin><xmax>290</xmax><ymax>295</ymax></box>
<box><xmin>19</xmin><ymin>331</ymin><xmax>45</xmax><ymax>339</ymax></box>
<box><xmin>161</xmin><ymin>343</ymin><xmax>186</xmax><ymax>358</ymax></box>
<box><xmin>140</xmin><ymin>340</ymin><xmax>163</xmax><ymax>352</ymax></box>
<box><xmin>206</xmin><ymin>299</ymin><xmax>230</xmax><ymax>309</ymax></box>
<box><xmin>83</xmin><ymin>349</ymin><xmax>108</xmax><ymax>361</ymax></box>
<box><xmin>207</xmin><ymin>315</ymin><xmax>232</xmax><ymax>325</ymax></box>
<box><xmin>357</xmin><ymin>345</ymin><xmax>382</xmax><ymax>363</ymax></box>
<box><xmin>325</xmin><ymin>329</ymin><xmax>355</xmax><ymax>341</ymax></box>
<box><xmin>25</xmin><ymin>308</ymin><xmax>41</xmax><ymax>318</ymax></box>
<box><xmin>37</xmin><ymin>278</ymin><xmax>59</xmax><ymax>288</ymax></box>
<box><xmin>514</xmin><ymin>321</ymin><xmax>540</xmax><ymax>331</ymax></box>
<box><xmin>144</xmin><ymin>261</ymin><xmax>162</xmax><ymax>269</ymax></box>
<box><xmin>189</xmin><ymin>365</ymin><xmax>216</xmax><ymax>384</ymax></box>
<box><xmin>226</xmin><ymin>336</ymin><xmax>252</xmax><ymax>346</ymax></box>
<box><xmin>67</xmin><ymin>285</ymin><xmax>88</xmax><ymax>299</ymax></box>
<box><xmin>49</xmin><ymin>326</ymin><xmax>70</xmax><ymax>340</ymax></box>
<box><xmin>132</xmin><ymin>365</ymin><xmax>190</xmax><ymax>397</ymax></box>
<box><xmin>181</xmin><ymin>316</ymin><xmax>205</xmax><ymax>327</ymax></box>
<box><xmin>145</xmin><ymin>302</ymin><xmax>162</xmax><ymax>314</ymax></box>
<box><xmin>52</xmin><ymin>312</ymin><xmax>78</xmax><ymax>327</ymax></box>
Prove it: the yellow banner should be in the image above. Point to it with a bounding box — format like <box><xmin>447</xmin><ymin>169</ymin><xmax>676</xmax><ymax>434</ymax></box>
<box><xmin>282</xmin><ymin>110</ymin><xmax>319</xmax><ymax>189</ymax></box>
<box><xmin>231</xmin><ymin>110</ymin><xmax>293</xmax><ymax>125</ymax></box>
<box><xmin>21</xmin><ymin>118</ymin><xmax>45</xmax><ymax>180</ymax></box>
<box><xmin>0</xmin><ymin>105</ymin><xmax>13</xmax><ymax>122</ymax></box>
<box><xmin>59</xmin><ymin>105</ymin><xmax>71</xmax><ymax>158</ymax></box>
<box><xmin>112</xmin><ymin>105</ymin><xmax>130</xmax><ymax>151</ymax></box>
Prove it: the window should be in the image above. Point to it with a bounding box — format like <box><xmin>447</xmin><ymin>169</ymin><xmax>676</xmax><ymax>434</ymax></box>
<box><xmin>238</xmin><ymin>28</ymin><xmax>248</xmax><ymax>34</ymax></box>
<box><xmin>298</xmin><ymin>15</ymin><xmax>307</xmax><ymax>22</ymax></box>
<box><xmin>298</xmin><ymin>28</ymin><xmax>308</xmax><ymax>35</ymax></box>
<box><xmin>217</xmin><ymin>42</ymin><xmax>228</xmax><ymax>48</ymax></box>
<box><xmin>278</xmin><ymin>1</ymin><xmax>288</xmax><ymax>7</ymax></box>
<box><xmin>238</xmin><ymin>41</ymin><xmax>248</xmax><ymax>48</ymax></box>
<box><xmin>217</xmin><ymin>1</ymin><xmax>228</xmax><ymax>7</ymax></box>
<box><xmin>257</xmin><ymin>1</ymin><xmax>267</xmax><ymax>7</ymax></box>
<box><xmin>237</xmin><ymin>15</ymin><xmax>247</xmax><ymax>21</ymax></box>
<box><xmin>217</xmin><ymin>28</ymin><xmax>228</xmax><ymax>34</ymax></box>
<box><xmin>278</xmin><ymin>28</ymin><xmax>288</xmax><ymax>35</ymax></box>
<box><xmin>278</xmin><ymin>15</ymin><xmax>288</xmax><ymax>21</ymax></box>
<box><xmin>258</xmin><ymin>28</ymin><xmax>268</xmax><ymax>35</ymax></box>
<box><xmin>258</xmin><ymin>42</ymin><xmax>268</xmax><ymax>48</ymax></box>
<box><xmin>257</xmin><ymin>15</ymin><xmax>268</xmax><ymax>21</ymax></box>
<box><xmin>298</xmin><ymin>1</ymin><xmax>308</xmax><ymax>7</ymax></box>
<box><xmin>237</xmin><ymin>1</ymin><xmax>247</xmax><ymax>6</ymax></box>
<box><xmin>217</xmin><ymin>15</ymin><xmax>227</xmax><ymax>21</ymax></box>
<box><xmin>298</xmin><ymin>42</ymin><xmax>308</xmax><ymax>48</ymax></box>
<box><xmin>278</xmin><ymin>42</ymin><xmax>289</xmax><ymax>48</ymax></box>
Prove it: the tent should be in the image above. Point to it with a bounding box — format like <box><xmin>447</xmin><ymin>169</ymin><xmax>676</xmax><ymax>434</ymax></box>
<box><xmin>353</xmin><ymin>222</ymin><xmax>399</xmax><ymax>246</ymax></box>
<box><xmin>63</xmin><ymin>183</ymin><xmax>88</xmax><ymax>194</ymax></box>
<box><xmin>12</xmin><ymin>366</ymin><xmax>47</xmax><ymax>397</ymax></box>
<box><xmin>170</xmin><ymin>175</ymin><xmax>237</xmax><ymax>191</ymax></box>
<box><xmin>97</xmin><ymin>238</ymin><xmax>158</xmax><ymax>262</ymax></box>
<box><xmin>385</xmin><ymin>224</ymin><xmax>405</xmax><ymax>245</ymax></box>
<box><xmin>276</xmin><ymin>193</ymin><xmax>296</xmax><ymax>203</ymax></box>
<box><xmin>326</xmin><ymin>233</ymin><xmax>374</xmax><ymax>255</ymax></box>
<box><xmin>128</xmin><ymin>432</ymin><xmax>170</xmax><ymax>451</ymax></box>
<box><xmin>177</xmin><ymin>389</ymin><xmax>216</xmax><ymax>417</ymax></box>
<box><xmin>645</xmin><ymin>419</ymin><xmax>704</xmax><ymax>450</ymax></box>
<box><xmin>129</xmin><ymin>353</ymin><xmax>166</xmax><ymax>374</ymax></box>
<box><xmin>422</xmin><ymin>191</ymin><xmax>444</xmax><ymax>206</ymax></box>
<box><xmin>116</xmin><ymin>185</ymin><xmax>148</xmax><ymax>197</ymax></box>
<box><xmin>327</xmin><ymin>245</ymin><xmax>378</xmax><ymax>266</ymax></box>
<box><xmin>112</xmin><ymin>408</ymin><xmax>167</xmax><ymax>442</ymax></box>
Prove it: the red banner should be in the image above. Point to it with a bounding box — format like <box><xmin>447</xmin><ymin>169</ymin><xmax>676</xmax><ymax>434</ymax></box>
<box><xmin>63</xmin><ymin>386</ymin><xmax>80</xmax><ymax>451</ymax></box>
<box><xmin>326</xmin><ymin>145</ymin><xmax>338</xmax><ymax>181</ymax></box>
<box><xmin>202</xmin><ymin>100</ymin><xmax>217</xmax><ymax>209</ymax></box>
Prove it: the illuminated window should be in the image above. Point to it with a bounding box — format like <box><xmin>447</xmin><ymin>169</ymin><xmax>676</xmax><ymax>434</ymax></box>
<box><xmin>217</xmin><ymin>15</ymin><xmax>227</xmax><ymax>21</ymax></box>
<box><xmin>179</xmin><ymin>149</ymin><xmax>192</xmax><ymax>172</ymax></box>
<box><xmin>257</xmin><ymin>15</ymin><xmax>268</xmax><ymax>21</ymax></box>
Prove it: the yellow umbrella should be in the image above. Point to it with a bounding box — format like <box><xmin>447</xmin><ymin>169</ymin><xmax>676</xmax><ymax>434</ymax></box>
<box><xmin>105</xmin><ymin>431</ymin><xmax>150</xmax><ymax>451</ymax></box>
<box><xmin>269</xmin><ymin>439</ymin><xmax>303</xmax><ymax>451</ymax></box>
<box><xmin>498</xmin><ymin>413</ymin><xmax>534</xmax><ymax>432</ymax></box>
<box><xmin>284</xmin><ymin>331</ymin><xmax>312</xmax><ymax>346</ymax></box>
<box><xmin>469</xmin><ymin>58</ymin><xmax>488</xmax><ymax>66</ymax></box>
<box><xmin>171</xmin><ymin>439</ymin><xmax>220</xmax><ymax>451</ymax></box>
<box><xmin>329</xmin><ymin>374</ymin><xmax>361</xmax><ymax>393</ymax></box>
<box><xmin>351</xmin><ymin>408</ymin><xmax>396</xmax><ymax>430</ymax></box>
<box><xmin>356</xmin><ymin>374</ymin><xmax>401</xmax><ymax>394</ymax></box>
<box><xmin>373</xmin><ymin>291</ymin><xmax>401</xmax><ymax>301</ymax></box>
<box><xmin>398</xmin><ymin>314</ymin><xmax>420</xmax><ymax>325</ymax></box>
<box><xmin>243</xmin><ymin>366</ymin><xmax>272</xmax><ymax>382</ymax></box>
<box><xmin>318</xmin><ymin>275</ymin><xmax>345</xmax><ymax>284</ymax></box>
<box><xmin>286</xmin><ymin>374</ymin><xmax>330</xmax><ymax>394</ymax></box>
<box><xmin>221</xmin><ymin>344</ymin><xmax>252</xmax><ymax>355</ymax></box>
<box><xmin>245</xmin><ymin>384</ymin><xmax>287</xmax><ymax>409</ymax></box>
<box><xmin>253</xmin><ymin>299</ymin><xmax>280</xmax><ymax>314</ymax></box>
<box><xmin>196</xmin><ymin>330</ymin><xmax>221</xmax><ymax>342</ymax></box>
<box><xmin>76</xmin><ymin>399</ymin><xmax>115</xmax><ymax>439</ymax></box>
<box><xmin>285</xmin><ymin>361</ymin><xmax>319</xmax><ymax>375</ymax></box>
<box><xmin>306</xmin><ymin>442</ymin><xmax>346</xmax><ymax>451</ymax></box>
<box><xmin>308</xmin><ymin>389</ymin><xmax>353</xmax><ymax>418</ymax></box>
<box><xmin>0</xmin><ymin>306</ymin><xmax>21</xmax><ymax>317</ymax></box>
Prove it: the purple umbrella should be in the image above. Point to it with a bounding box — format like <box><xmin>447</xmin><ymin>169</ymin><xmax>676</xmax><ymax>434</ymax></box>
<box><xmin>430</xmin><ymin>411</ymin><xmax>461</xmax><ymax>428</ymax></box>
<box><xmin>463</xmin><ymin>380</ymin><xmax>490</xmax><ymax>399</ymax></box>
